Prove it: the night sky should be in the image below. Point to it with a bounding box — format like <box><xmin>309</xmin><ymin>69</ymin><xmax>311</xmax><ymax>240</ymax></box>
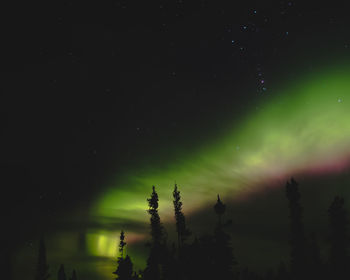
<box><xmin>3</xmin><ymin>1</ymin><xmax>350</xmax><ymax>279</ymax></box>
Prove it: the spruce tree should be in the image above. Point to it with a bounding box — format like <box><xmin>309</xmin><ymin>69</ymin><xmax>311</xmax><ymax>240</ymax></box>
<box><xmin>114</xmin><ymin>256</ymin><xmax>133</xmax><ymax>280</ymax></box>
<box><xmin>113</xmin><ymin>231</ymin><xmax>134</xmax><ymax>280</ymax></box>
<box><xmin>35</xmin><ymin>237</ymin><xmax>50</xmax><ymax>280</ymax></box>
<box><xmin>119</xmin><ymin>230</ymin><xmax>126</xmax><ymax>258</ymax></box>
<box><xmin>148</xmin><ymin>186</ymin><xmax>163</xmax><ymax>246</ymax></box>
<box><xmin>173</xmin><ymin>184</ymin><xmax>190</xmax><ymax>249</ymax></box>
<box><xmin>144</xmin><ymin>186</ymin><xmax>164</xmax><ymax>280</ymax></box>
<box><xmin>213</xmin><ymin>195</ymin><xmax>236</xmax><ymax>280</ymax></box>
<box><xmin>214</xmin><ymin>194</ymin><xmax>226</xmax><ymax>226</ymax></box>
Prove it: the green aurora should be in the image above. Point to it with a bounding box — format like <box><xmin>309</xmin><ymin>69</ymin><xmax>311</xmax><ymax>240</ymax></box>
<box><xmin>13</xmin><ymin>64</ymin><xmax>350</xmax><ymax>280</ymax></box>
<box><xmin>86</xmin><ymin>64</ymin><xmax>350</xmax><ymax>264</ymax></box>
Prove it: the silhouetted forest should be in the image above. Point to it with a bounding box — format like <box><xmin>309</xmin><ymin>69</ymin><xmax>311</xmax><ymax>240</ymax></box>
<box><xmin>34</xmin><ymin>178</ymin><xmax>349</xmax><ymax>280</ymax></box>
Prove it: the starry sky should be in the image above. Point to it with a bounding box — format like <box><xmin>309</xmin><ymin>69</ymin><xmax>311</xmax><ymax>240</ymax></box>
<box><xmin>3</xmin><ymin>1</ymin><xmax>350</xmax><ymax>279</ymax></box>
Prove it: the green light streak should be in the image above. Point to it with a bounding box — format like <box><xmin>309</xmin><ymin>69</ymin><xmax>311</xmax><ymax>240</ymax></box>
<box><xmin>88</xmin><ymin>64</ymin><xmax>350</xmax><ymax>266</ymax></box>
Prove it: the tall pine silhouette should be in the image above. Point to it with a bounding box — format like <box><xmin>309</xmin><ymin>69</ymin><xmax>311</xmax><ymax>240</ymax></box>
<box><xmin>144</xmin><ymin>186</ymin><xmax>165</xmax><ymax>280</ymax></box>
<box><xmin>173</xmin><ymin>184</ymin><xmax>190</xmax><ymax>249</ymax></box>
<box><xmin>113</xmin><ymin>231</ymin><xmax>134</xmax><ymax>280</ymax></box>
<box><xmin>172</xmin><ymin>184</ymin><xmax>191</xmax><ymax>280</ymax></box>
<box><xmin>119</xmin><ymin>230</ymin><xmax>126</xmax><ymax>258</ymax></box>
<box><xmin>213</xmin><ymin>195</ymin><xmax>236</xmax><ymax>280</ymax></box>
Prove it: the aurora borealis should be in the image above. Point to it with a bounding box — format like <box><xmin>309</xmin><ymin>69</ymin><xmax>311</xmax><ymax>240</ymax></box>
<box><xmin>86</xmin><ymin>64</ymin><xmax>350</xmax><ymax>264</ymax></box>
<box><xmin>5</xmin><ymin>1</ymin><xmax>350</xmax><ymax>280</ymax></box>
<box><xmin>11</xmin><ymin>60</ymin><xmax>350</xmax><ymax>280</ymax></box>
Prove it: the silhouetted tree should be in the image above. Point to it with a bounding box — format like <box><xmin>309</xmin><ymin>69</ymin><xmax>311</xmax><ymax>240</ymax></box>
<box><xmin>57</xmin><ymin>265</ymin><xmax>66</xmax><ymax>280</ymax></box>
<box><xmin>69</xmin><ymin>270</ymin><xmax>77</xmax><ymax>280</ymax></box>
<box><xmin>173</xmin><ymin>184</ymin><xmax>191</xmax><ymax>249</ymax></box>
<box><xmin>113</xmin><ymin>231</ymin><xmax>134</xmax><ymax>280</ymax></box>
<box><xmin>35</xmin><ymin>237</ymin><xmax>50</xmax><ymax>280</ymax></box>
<box><xmin>286</xmin><ymin>178</ymin><xmax>307</xmax><ymax>279</ymax></box>
<box><xmin>144</xmin><ymin>186</ymin><xmax>165</xmax><ymax>280</ymax></box>
<box><xmin>213</xmin><ymin>195</ymin><xmax>236</xmax><ymax>280</ymax></box>
<box><xmin>214</xmin><ymin>194</ymin><xmax>226</xmax><ymax>226</ymax></box>
<box><xmin>328</xmin><ymin>196</ymin><xmax>349</xmax><ymax>278</ymax></box>
<box><xmin>114</xmin><ymin>255</ymin><xmax>133</xmax><ymax>280</ymax></box>
<box><xmin>119</xmin><ymin>230</ymin><xmax>127</xmax><ymax>258</ymax></box>
<box><xmin>147</xmin><ymin>186</ymin><xmax>164</xmax><ymax>246</ymax></box>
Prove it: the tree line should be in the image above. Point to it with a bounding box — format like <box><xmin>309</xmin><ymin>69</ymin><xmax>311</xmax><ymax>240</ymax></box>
<box><xmin>34</xmin><ymin>178</ymin><xmax>350</xmax><ymax>280</ymax></box>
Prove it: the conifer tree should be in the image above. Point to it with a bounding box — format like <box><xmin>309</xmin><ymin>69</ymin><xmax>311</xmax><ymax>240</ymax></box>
<box><xmin>173</xmin><ymin>184</ymin><xmax>190</xmax><ymax>249</ymax></box>
<box><xmin>213</xmin><ymin>195</ymin><xmax>236</xmax><ymax>280</ymax></box>
<box><xmin>214</xmin><ymin>194</ymin><xmax>226</xmax><ymax>226</ymax></box>
<box><xmin>113</xmin><ymin>231</ymin><xmax>134</xmax><ymax>280</ymax></box>
<box><xmin>286</xmin><ymin>178</ymin><xmax>307</xmax><ymax>279</ymax></box>
<box><xmin>119</xmin><ymin>230</ymin><xmax>126</xmax><ymax>258</ymax></box>
<box><xmin>148</xmin><ymin>186</ymin><xmax>163</xmax><ymax>246</ymax></box>
<box><xmin>35</xmin><ymin>237</ymin><xmax>50</xmax><ymax>280</ymax></box>
<box><xmin>114</xmin><ymin>256</ymin><xmax>133</xmax><ymax>280</ymax></box>
<box><xmin>144</xmin><ymin>186</ymin><xmax>164</xmax><ymax>280</ymax></box>
<box><xmin>328</xmin><ymin>196</ymin><xmax>349</xmax><ymax>278</ymax></box>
